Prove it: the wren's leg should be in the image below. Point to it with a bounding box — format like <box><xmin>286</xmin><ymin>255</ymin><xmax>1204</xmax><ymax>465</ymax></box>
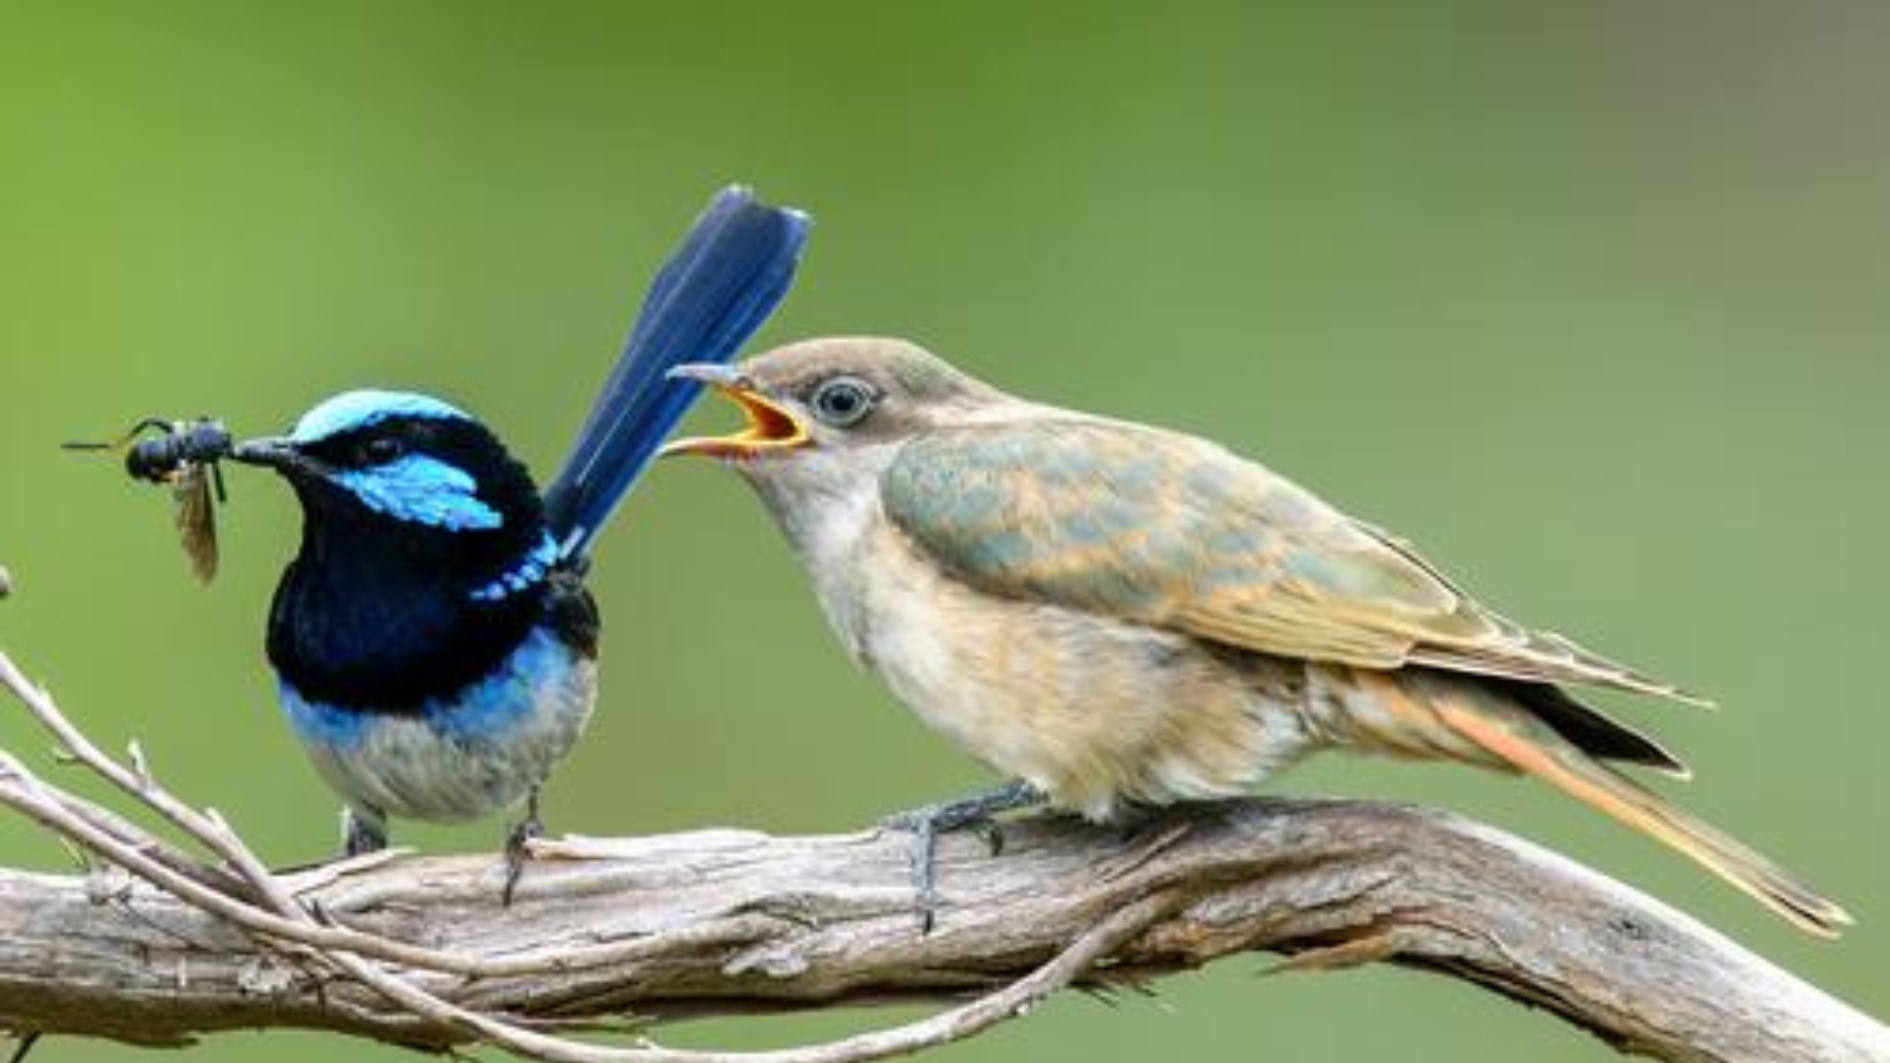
<box><xmin>881</xmin><ymin>779</ymin><xmax>1046</xmax><ymax>932</ymax></box>
<box><xmin>502</xmin><ymin>786</ymin><xmax>544</xmax><ymax>906</ymax></box>
<box><xmin>342</xmin><ymin>804</ymin><xmax>388</xmax><ymax>857</ymax></box>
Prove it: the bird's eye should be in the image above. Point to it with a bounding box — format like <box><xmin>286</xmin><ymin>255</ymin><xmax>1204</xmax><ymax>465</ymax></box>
<box><xmin>361</xmin><ymin>437</ymin><xmax>405</xmax><ymax>464</ymax></box>
<box><xmin>810</xmin><ymin>376</ymin><xmax>877</xmax><ymax>428</ymax></box>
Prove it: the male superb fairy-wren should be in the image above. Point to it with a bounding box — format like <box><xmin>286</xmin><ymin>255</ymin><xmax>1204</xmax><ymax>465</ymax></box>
<box><xmin>225</xmin><ymin>188</ymin><xmax>809</xmax><ymax>890</ymax></box>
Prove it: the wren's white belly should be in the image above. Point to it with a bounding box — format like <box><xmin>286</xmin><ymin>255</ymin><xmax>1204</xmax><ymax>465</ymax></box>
<box><xmin>278</xmin><ymin>626</ymin><xmax>597</xmax><ymax>824</ymax></box>
<box><xmin>834</xmin><ymin>520</ymin><xmax>1317</xmax><ymax>821</ymax></box>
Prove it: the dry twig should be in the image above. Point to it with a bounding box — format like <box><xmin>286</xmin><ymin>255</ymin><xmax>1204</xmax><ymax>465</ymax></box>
<box><xmin>0</xmin><ymin>640</ymin><xmax>1881</xmax><ymax>1063</ymax></box>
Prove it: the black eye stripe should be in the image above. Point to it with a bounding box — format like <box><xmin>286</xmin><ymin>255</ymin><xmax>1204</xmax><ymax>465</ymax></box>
<box><xmin>300</xmin><ymin>415</ymin><xmax>508</xmax><ymax>472</ymax></box>
<box><xmin>364</xmin><ymin>437</ymin><xmax>404</xmax><ymax>462</ymax></box>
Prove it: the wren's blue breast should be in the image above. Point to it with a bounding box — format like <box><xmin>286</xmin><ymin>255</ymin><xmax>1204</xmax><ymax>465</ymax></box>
<box><xmin>231</xmin><ymin>187</ymin><xmax>811</xmax><ymax>859</ymax></box>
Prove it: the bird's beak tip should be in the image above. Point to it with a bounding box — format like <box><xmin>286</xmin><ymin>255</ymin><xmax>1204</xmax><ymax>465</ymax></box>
<box><xmin>667</xmin><ymin>363</ymin><xmax>739</xmax><ymax>386</ymax></box>
<box><xmin>229</xmin><ymin>437</ymin><xmax>298</xmax><ymax>470</ymax></box>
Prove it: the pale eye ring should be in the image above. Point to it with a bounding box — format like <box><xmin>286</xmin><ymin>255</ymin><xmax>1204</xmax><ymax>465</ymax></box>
<box><xmin>810</xmin><ymin>376</ymin><xmax>877</xmax><ymax>428</ymax></box>
<box><xmin>362</xmin><ymin>437</ymin><xmax>405</xmax><ymax>464</ymax></box>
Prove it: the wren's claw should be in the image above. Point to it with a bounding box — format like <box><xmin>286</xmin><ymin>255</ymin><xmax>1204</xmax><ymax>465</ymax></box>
<box><xmin>501</xmin><ymin>787</ymin><xmax>544</xmax><ymax>906</ymax></box>
<box><xmin>880</xmin><ymin>779</ymin><xmax>1045</xmax><ymax>933</ymax></box>
<box><xmin>342</xmin><ymin>805</ymin><xmax>389</xmax><ymax>858</ymax></box>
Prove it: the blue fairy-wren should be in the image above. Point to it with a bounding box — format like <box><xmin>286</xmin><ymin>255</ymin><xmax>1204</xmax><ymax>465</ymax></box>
<box><xmin>230</xmin><ymin>188</ymin><xmax>808</xmax><ymax>891</ymax></box>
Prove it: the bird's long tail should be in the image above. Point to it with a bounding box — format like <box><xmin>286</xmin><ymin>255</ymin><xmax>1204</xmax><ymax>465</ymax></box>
<box><xmin>1335</xmin><ymin>669</ymin><xmax>1851</xmax><ymax>936</ymax></box>
<box><xmin>1428</xmin><ymin>681</ymin><xmax>1851</xmax><ymax>936</ymax></box>
<box><xmin>543</xmin><ymin>186</ymin><xmax>812</xmax><ymax>563</ymax></box>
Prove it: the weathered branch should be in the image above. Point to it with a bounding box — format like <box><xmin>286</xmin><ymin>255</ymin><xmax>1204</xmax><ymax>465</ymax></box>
<box><xmin>0</xmin><ymin>798</ymin><xmax>1877</xmax><ymax>1062</ymax></box>
<box><xmin>0</xmin><ymin>626</ymin><xmax>1881</xmax><ymax>1063</ymax></box>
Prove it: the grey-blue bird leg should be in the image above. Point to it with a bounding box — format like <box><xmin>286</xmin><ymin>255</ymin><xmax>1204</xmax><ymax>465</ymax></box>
<box><xmin>881</xmin><ymin>779</ymin><xmax>1046</xmax><ymax>933</ymax></box>
<box><xmin>502</xmin><ymin>786</ymin><xmax>543</xmax><ymax>907</ymax></box>
<box><xmin>342</xmin><ymin>804</ymin><xmax>388</xmax><ymax>857</ymax></box>
<box><xmin>265</xmin><ymin>806</ymin><xmax>386</xmax><ymax>876</ymax></box>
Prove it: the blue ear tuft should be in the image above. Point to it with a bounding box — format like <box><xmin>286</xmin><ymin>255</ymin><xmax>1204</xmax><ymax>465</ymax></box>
<box><xmin>329</xmin><ymin>455</ymin><xmax>504</xmax><ymax>531</ymax></box>
<box><xmin>291</xmin><ymin>391</ymin><xmax>471</xmax><ymax>444</ymax></box>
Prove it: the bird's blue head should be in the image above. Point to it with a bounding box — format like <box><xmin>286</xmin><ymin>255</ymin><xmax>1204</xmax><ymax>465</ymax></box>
<box><xmin>237</xmin><ymin>390</ymin><xmax>542</xmax><ymax>533</ymax></box>
<box><xmin>236</xmin><ymin>390</ymin><xmax>554</xmax><ymax>595</ymax></box>
<box><xmin>239</xmin><ymin>390</ymin><xmax>565</xmax><ymax>710</ymax></box>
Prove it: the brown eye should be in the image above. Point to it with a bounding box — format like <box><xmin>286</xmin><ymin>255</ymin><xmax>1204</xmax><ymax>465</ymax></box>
<box><xmin>810</xmin><ymin>376</ymin><xmax>876</xmax><ymax>428</ymax></box>
<box><xmin>361</xmin><ymin>437</ymin><xmax>405</xmax><ymax>464</ymax></box>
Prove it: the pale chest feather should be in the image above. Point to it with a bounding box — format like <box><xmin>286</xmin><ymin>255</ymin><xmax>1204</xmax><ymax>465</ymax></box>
<box><xmin>280</xmin><ymin>626</ymin><xmax>597</xmax><ymax>823</ymax></box>
<box><xmin>828</xmin><ymin>514</ymin><xmax>1318</xmax><ymax>821</ymax></box>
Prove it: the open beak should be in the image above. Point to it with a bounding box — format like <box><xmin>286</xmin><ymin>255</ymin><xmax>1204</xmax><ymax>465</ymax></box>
<box><xmin>659</xmin><ymin>364</ymin><xmax>811</xmax><ymax>459</ymax></box>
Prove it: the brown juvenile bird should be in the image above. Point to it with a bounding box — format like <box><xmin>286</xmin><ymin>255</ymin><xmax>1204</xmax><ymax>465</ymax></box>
<box><xmin>663</xmin><ymin>337</ymin><xmax>1849</xmax><ymax>935</ymax></box>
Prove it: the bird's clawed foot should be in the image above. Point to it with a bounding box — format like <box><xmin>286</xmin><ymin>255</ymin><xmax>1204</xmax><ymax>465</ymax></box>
<box><xmin>501</xmin><ymin>788</ymin><xmax>543</xmax><ymax>906</ymax></box>
<box><xmin>342</xmin><ymin>806</ymin><xmax>388</xmax><ymax>858</ymax></box>
<box><xmin>267</xmin><ymin>809</ymin><xmax>391</xmax><ymax>878</ymax></box>
<box><xmin>880</xmin><ymin>779</ymin><xmax>1045</xmax><ymax>933</ymax></box>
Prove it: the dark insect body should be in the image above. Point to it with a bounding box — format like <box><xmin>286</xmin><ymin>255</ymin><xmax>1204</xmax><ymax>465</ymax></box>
<box><xmin>65</xmin><ymin>417</ymin><xmax>235</xmax><ymax>582</ymax></box>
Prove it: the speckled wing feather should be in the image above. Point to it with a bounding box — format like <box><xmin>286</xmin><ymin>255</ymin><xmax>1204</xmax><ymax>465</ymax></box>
<box><xmin>881</xmin><ymin>419</ymin><xmax>1704</xmax><ymax>704</ymax></box>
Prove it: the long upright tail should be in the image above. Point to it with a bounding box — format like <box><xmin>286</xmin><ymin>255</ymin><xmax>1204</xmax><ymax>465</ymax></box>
<box><xmin>1423</xmin><ymin>679</ymin><xmax>1852</xmax><ymax>936</ymax></box>
<box><xmin>543</xmin><ymin>186</ymin><xmax>812</xmax><ymax>563</ymax></box>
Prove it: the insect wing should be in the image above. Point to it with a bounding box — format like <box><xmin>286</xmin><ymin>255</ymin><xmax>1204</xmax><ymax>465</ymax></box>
<box><xmin>172</xmin><ymin>463</ymin><xmax>219</xmax><ymax>583</ymax></box>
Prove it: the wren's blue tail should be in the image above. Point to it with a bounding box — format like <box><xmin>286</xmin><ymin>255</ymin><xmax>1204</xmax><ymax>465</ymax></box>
<box><xmin>543</xmin><ymin>186</ymin><xmax>811</xmax><ymax>563</ymax></box>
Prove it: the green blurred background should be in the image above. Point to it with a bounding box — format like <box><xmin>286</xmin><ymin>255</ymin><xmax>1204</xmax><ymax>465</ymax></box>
<box><xmin>2</xmin><ymin>2</ymin><xmax>1885</xmax><ymax>1059</ymax></box>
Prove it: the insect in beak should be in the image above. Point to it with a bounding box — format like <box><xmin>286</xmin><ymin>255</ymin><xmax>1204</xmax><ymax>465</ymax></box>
<box><xmin>65</xmin><ymin>417</ymin><xmax>237</xmax><ymax>583</ymax></box>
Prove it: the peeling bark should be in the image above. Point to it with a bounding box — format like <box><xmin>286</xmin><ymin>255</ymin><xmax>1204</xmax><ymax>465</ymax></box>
<box><xmin>0</xmin><ymin>799</ymin><xmax>1880</xmax><ymax>1062</ymax></box>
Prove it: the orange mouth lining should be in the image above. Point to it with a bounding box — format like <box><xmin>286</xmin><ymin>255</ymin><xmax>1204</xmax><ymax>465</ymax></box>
<box><xmin>661</xmin><ymin>382</ymin><xmax>810</xmax><ymax>458</ymax></box>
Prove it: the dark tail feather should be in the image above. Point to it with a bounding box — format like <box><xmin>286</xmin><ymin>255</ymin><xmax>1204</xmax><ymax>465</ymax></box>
<box><xmin>1494</xmin><ymin>679</ymin><xmax>1689</xmax><ymax>777</ymax></box>
<box><xmin>543</xmin><ymin>186</ymin><xmax>812</xmax><ymax>562</ymax></box>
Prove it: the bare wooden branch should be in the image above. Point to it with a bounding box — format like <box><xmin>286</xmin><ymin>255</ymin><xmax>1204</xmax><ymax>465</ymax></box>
<box><xmin>0</xmin><ymin>798</ymin><xmax>1876</xmax><ymax>1062</ymax></box>
<box><xmin>0</xmin><ymin>625</ymin><xmax>1880</xmax><ymax>1063</ymax></box>
<box><xmin>0</xmin><ymin>642</ymin><xmax>1190</xmax><ymax>1063</ymax></box>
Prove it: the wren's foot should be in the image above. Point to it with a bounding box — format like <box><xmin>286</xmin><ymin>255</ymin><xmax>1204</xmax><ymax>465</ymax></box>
<box><xmin>342</xmin><ymin>805</ymin><xmax>388</xmax><ymax>858</ymax></box>
<box><xmin>880</xmin><ymin>779</ymin><xmax>1045</xmax><ymax>933</ymax></box>
<box><xmin>501</xmin><ymin>787</ymin><xmax>544</xmax><ymax>907</ymax></box>
<box><xmin>263</xmin><ymin>808</ymin><xmax>389</xmax><ymax>877</ymax></box>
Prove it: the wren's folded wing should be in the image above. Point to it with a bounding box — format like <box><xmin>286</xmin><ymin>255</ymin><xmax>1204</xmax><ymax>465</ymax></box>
<box><xmin>880</xmin><ymin>419</ymin><xmax>1705</xmax><ymax>705</ymax></box>
<box><xmin>544</xmin><ymin>186</ymin><xmax>812</xmax><ymax>563</ymax></box>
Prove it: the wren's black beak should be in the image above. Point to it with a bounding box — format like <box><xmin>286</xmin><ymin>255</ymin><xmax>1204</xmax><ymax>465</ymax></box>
<box><xmin>231</xmin><ymin>436</ymin><xmax>312</xmax><ymax>475</ymax></box>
